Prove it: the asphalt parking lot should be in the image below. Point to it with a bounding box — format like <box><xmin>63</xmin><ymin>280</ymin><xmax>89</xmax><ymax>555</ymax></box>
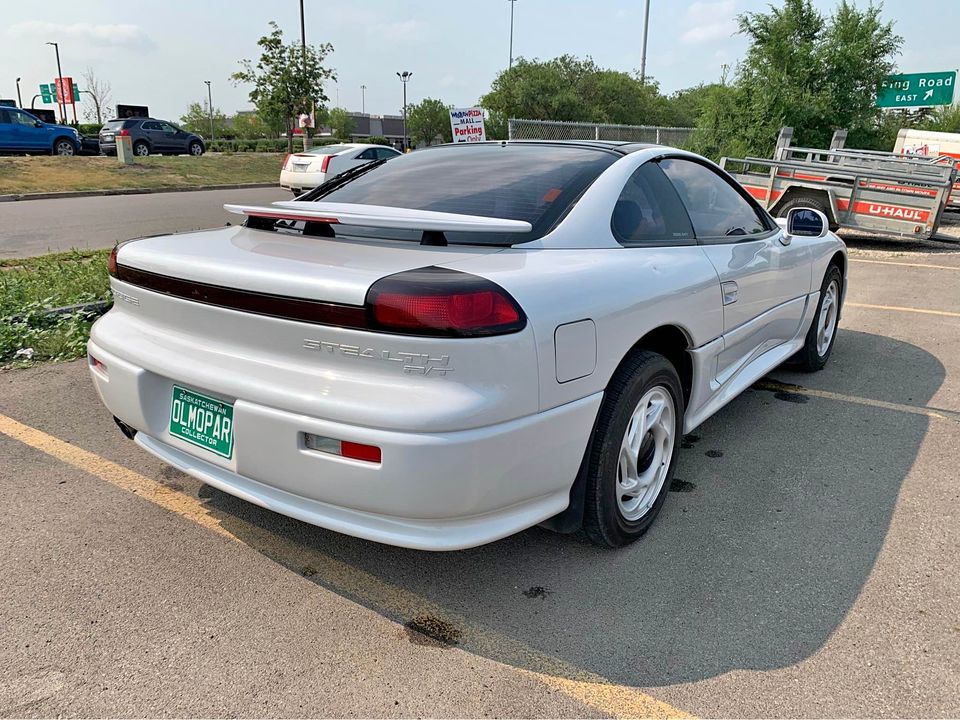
<box><xmin>1</xmin><ymin>230</ymin><xmax>959</xmax><ymax>717</ymax></box>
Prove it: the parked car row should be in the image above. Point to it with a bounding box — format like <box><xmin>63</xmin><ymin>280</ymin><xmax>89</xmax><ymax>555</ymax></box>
<box><xmin>0</xmin><ymin>107</ymin><xmax>205</xmax><ymax>157</ymax></box>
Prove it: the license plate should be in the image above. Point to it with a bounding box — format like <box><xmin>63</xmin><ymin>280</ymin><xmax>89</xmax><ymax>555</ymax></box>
<box><xmin>292</xmin><ymin>164</ymin><xmax>310</xmax><ymax>172</ymax></box>
<box><xmin>169</xmin><ymin>385</ymin><xmax>234</xmax><ymax>459</ymax></box>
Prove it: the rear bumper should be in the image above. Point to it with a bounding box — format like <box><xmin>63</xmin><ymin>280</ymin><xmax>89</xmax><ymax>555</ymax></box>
<box><xmin>87</xmin><ymin>339</ymin><xmax>600</xmax><ymax>550</ymax></box>
<box><xmin>279</xmin><ymin>168</ymin><xmax>324</xmax><ymax>192</ymax></box>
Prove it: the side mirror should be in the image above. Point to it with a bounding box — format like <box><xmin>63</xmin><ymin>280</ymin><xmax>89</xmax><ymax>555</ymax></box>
<box><xmin>34</xmin><ymin>121</ymin><xmax>43</xmax><ymax>128</ymax></box>
<box><xmin>781</xmin><ymin>207</ymin><xmax>829</xmax><ymax>245</ymax></box>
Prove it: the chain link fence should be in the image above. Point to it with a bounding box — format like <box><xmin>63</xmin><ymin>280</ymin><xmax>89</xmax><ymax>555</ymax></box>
<box><xmin>508</xmin><ymin>118</ymin><xmax>695</xmax><ymax>147</ymax></box>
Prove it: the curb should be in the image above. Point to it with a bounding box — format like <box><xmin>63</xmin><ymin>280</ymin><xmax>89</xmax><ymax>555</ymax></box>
<box><xmin>0</xmin><ymin>182</ymin><xmax>278</xmax><ymax>203</ymax></box>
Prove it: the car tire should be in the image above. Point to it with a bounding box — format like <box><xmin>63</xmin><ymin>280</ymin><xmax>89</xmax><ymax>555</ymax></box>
<box><xmin>53</xmin><ymin>138</ymin><xmax>76</xmax><ymax>156</ymax></box>
<box><xmin>133</xmin><ymin>141</ymin><xmax>150</xmax><ymax>157</ymax></box>
<box><xmin>189</xmin><ymin>141</ymin><xmax>204</xmax><ymax>156</ymax></box>
<box><xmin>791</xmin><ymin>264</ymin><xmax>842</xmax><ymax>372</ymax></box>
<box><xmin>776</xmin><ymin>195</ymin><xmax>839</xmax><ymax>232</ymax></box>
<box><xmin>582</xmin><ymin>351</ymin><xmax>684</xmax><ymax>548</ymax></box>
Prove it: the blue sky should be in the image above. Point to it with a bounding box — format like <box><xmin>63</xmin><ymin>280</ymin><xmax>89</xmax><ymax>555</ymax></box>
<box><xmin>2</xmin><ymin>0</ymin><xmax>957</xmax><ymax>123</ymax></box>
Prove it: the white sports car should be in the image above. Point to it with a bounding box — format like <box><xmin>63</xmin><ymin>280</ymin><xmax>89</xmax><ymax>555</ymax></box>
<box><xmin>89</xmin><ymin>141</ymin><xmax>846</xmax><ymax>551</ymax></box>
<box><xmin>279</xmin><ymin>142</ymin><xmax>402</xmax><ymax>195</ymax></box>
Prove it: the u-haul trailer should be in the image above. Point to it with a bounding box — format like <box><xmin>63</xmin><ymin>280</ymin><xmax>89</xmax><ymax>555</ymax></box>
<box><xmin>821</xmin><ymin>129</ymin><xmax>960</xmax><ymax>209</ymax></box>
<box><xmin>720</xmin><ymin>127</ymin><xmax>956</xmax><ymax>240</ymax></box>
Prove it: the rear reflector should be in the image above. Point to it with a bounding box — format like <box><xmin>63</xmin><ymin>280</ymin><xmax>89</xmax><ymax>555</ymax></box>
<box><xmin>367</xmin><ymin>267</ymin><xmax>526</xmax><ymax>337</ymax></box>
<box><xmin>303</xmin><ymin>433</ymin><xmax>381</xmax><ymax>463</ymax></box>
<box><xmin>89</xmin><ymin>354</ymin><xmax>108</xmax><ymax>377</ymax></box>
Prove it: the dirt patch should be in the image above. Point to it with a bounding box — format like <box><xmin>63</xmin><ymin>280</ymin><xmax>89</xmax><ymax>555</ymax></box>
<box><xmin>403</xmin><ymin>614</ymin><xmax>463</xmax><ymax>648</ymax></box>
<box><xmin>669</xmin><ymin>478</ymin><xmax>697</xmax><ymax>492</ymax></box>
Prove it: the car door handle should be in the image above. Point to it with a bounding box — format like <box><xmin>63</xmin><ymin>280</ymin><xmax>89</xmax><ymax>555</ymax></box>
<box><xmin>721</xmin><ymin>281</ymin><xmax>739</xmax><ymax>305</ymax></box>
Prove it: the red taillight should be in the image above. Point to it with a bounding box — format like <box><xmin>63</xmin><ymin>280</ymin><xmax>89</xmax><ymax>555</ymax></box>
<box><xmin>117</xmin><ymin>129</ymin><xmax>130</xmax><ymax>136</ymax></box>
<box><xmin>282</xmin><ymin>153</ymin><xmax>291</xmax><ymax>169</ymax></box>
<box><xmin>366</xmin><ymin>268</ymin><xmax>525</xmax><ymax>337</ymax></box>
<box><xmin>320</xmin><ymin>155</ymin><xmax>332</xmax><ymax>173</ymax></box>
<box><xmin>108</xmin><ymin>246</ymin><xmax>119</xmax><ymax>277</ymax></box>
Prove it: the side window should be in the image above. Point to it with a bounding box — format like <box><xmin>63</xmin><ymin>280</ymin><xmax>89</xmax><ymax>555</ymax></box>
<box><xmin>611</xmin><ymin>162</ymin><xmax>695</xmax><ymax>247</ymax></box>
<box><xmin>10</xmin><ymin>110</ymin><xmax>36</xmax><ymax>126</ymax></box>
<box><xmin>355</xmin><ymin>148</ymin><xmax>377</xmax><ymax>160</ymax></box>
<box><xmin>376</xmin><ymin>147</ymin><xmax>400</xmax><ymax>160</ymax></box>
<box><xmin>0</xmin><ymin>109</ymin><xmax>10</xmax><ymax>124</ymax></box>
<box><xmin>659</xmin><ymin>158</ymin><xmax>771</xmax><ymax>239</ymax></box>
<box><xmin>141</xmin><ymin>121</ymin><xmax>160</xmax><ymax>131</ymax></box>
<box><xmin>159</xmin><ymin>122</ymin><xmax>178</xmax><ymax>133</ymax></box>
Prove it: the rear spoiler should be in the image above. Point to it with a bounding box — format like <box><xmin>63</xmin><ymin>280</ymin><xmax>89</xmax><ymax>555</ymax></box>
<box><xmin>223</xmin><ymin>201</ymin><xmax>532</xmax><ymax>234</ymax></box>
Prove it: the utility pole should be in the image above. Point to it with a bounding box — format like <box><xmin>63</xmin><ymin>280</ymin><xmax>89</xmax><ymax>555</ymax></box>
<box><xmin>46</xmin><ymin>41</ymin><xmax>66</xmax><ymax>123</ymax></box>
<box><xmin>508</xmin><ymin>0</ymin><xmax>517</xmax><ymax>69</ymax></box>
<box><xmin>204</xmin><ymin>80</ymin><xmax>214</xmax><ymax>141</ymax></box>
<box><xmin>15</xmin><ymin>77</ymin><xmax>22</xmax><ymax>108</ymax></box>
<box><xmin>397</xmin><ymin>71</ymin><xmax>412</xmax><ymax>150</ymax></box>
<box><xmin>299</xmin><ymin>0</ymin><xmax>311</xmax><ymax>150</ymax></box>
<box><xmin>360</xmin><ymin>84</ymin><xmax>366</xmax><ymax>114</ymax></box>
<box><xmin>639</xmin><ymin>0</ymin><xmax>651</xmax><ymax>84</ymax></box>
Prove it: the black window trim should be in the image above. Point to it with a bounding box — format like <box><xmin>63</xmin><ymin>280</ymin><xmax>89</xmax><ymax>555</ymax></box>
<box><xmin>655</xmin><ymin>154</ymin><xmax>780</xmax><ymax>246</ymax></box>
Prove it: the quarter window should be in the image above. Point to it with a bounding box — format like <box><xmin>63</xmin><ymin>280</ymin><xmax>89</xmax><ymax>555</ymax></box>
<box><xmin>659</xmin><ymin>158</ymin><xmax>771</xmax><ymax>239</ymax></box>
<box><xmin>611</xmin><ymin>162</ymin><xmax>694</xmax><ymax>246</ymax></box>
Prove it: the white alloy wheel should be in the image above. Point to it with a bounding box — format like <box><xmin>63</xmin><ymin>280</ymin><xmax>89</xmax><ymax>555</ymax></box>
<box><xmin>55</xmin><ymin>140</ymin><xmax>75</xmax><ymax>156</ymax></box>
<box><xmin>617</xmin><ymin>386</ymin><xmax>676</xmax><ymax>522</ymax></box>
<box><xmin>135</xmin><ymin>143</ymin><xmax>149</xmax><ymax>157</ymax></box>
<box><xmin>817</xmin><ymin>278</ymin><xmax>839</xmax><ymax>357</ymax></box>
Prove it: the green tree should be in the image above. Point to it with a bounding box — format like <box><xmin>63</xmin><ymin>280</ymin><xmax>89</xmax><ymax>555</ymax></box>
<box><xmin>662</xmin><ymin>83</ymin><xmax>725</xmax><ymax>128</ymax></box>
<box><xmin>480</xmin><ymin>55</ymin><xmax>673</xmax><ymax>137</ymax></box>
<box><xmin>407</xmin><ymin>98</ymin><xmax>452</xmax><ymax>146</ymax></box>
<box><xmin>179</xmin><ymin>101</ymin><xmax>228</xmax><ymax>138</ymax></box>
<box><xmin>231</xmin><ymin>21</ymin><xmax>336</xmax><ymax>152</ymax></box>
<box><xmin>693</xmin><ymin>0</ymin><xmax>902</xmax><ymax>159</ymax></box>
<box><xmin>228</xmin><ymin>112</ymin><xmax>266</xmax><ymax>140</ymax></box>
<box><xmin>327</xmin><ymin>107</ymin><xmax>354</xmax><ymax>139</ymax></box>
<box><xmin>920</xmin><ymin>105</ymin><xmax>960</xmax><ymax>133</ymax></box>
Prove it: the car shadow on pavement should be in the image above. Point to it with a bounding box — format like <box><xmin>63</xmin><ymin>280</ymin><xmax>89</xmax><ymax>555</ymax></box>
<box><xmin>200</xmin><ymin>328</ymin><xmax>944</xmax><ymax>688</ymax></box>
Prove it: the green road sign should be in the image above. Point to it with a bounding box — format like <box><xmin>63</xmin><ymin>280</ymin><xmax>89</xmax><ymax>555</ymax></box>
<box><xmin>877</xmin><ymin>71</ymin><xmax>956</xmax><ymax>108</ymax></box>
<box><xmin>39</xmin><ymin>83</ymin><xmax>53</xmax><ymax>103</ymax></box>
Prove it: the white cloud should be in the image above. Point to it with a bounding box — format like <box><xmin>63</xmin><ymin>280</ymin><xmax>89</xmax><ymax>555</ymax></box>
<box><xmin>680</xmin><ymin>1</ymin><xmax>737</xmax><ymax>45</ymax></box>
<box><xmin>7</xmin><ymin>21</ymin><xmax>154</xmax><ymax>49</ymax></box>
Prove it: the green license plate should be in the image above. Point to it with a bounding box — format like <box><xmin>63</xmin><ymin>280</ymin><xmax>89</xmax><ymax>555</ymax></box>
<box><xmin>169</xmin><ymin>385</ymin><xmax>234</xmax><ymax>459</ymax></box>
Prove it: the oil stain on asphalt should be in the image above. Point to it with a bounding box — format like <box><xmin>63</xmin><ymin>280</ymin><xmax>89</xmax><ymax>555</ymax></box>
<box><xmin>403</xmin><ymin>614</ymin><xmax>463</xmax><ymax>648</ymax></box>
<box><xmin>669</xmin><ymin>479</ymin><xmax>697</xmax><ymax>492</ymax></box>
<box><xmin>523</xmin><ymin>586</ymin><xmax>553</xmax><ymax>599</ymax></box>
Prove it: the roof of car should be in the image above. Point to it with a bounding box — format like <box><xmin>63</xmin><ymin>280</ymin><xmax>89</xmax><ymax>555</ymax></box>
<box><xmin>426</xmin><ymin>140</ymin><xmax>660</xmax><ymax>155</ymax></box>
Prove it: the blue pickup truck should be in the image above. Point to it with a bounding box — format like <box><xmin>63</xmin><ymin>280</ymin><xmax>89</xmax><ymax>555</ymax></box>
<box><xmin>0</xmin><ymin>106</ymin><xmax>80</xmax><ymax>155</ymax></box>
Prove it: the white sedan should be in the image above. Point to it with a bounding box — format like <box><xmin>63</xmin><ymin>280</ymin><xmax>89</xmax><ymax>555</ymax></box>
<box><xmin>279</xmin><ymin>142</ymin><xmax>402</xmax><ymax>195</ymax></box>
<box><xmin>89</xmin><ymin>141</ymin><xmax>846</xmax><ymax>551</ymax></box>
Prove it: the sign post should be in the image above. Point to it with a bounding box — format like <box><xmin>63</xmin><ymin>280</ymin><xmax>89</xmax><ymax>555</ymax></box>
<box><xmin>876</xmin><ymin>71</ymin><xmax>956</xmax><ymax>109</ymax></box>
<box><xmin>449</xmin><ymin>107</ymin><xmax>486</xmax><ymax>143</ymax></box>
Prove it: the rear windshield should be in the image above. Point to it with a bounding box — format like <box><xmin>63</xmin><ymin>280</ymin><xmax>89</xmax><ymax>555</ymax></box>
<box><xmin>306</xmin><ymin>144</ymin><xmax>351</xmax><ymax>155</ymax></box>
<box><xmin>102</xmin><ymin>120</ymin><xmax>126</xmax><ymax>131</ymax></box>
<box><xmin>306</xmin><ymin>143</ymin><xmax>617</xmax><ymax>245</ymax></box>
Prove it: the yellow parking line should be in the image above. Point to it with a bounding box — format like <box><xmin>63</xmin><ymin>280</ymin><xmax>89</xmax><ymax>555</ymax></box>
<box><xmin>846</xmin><ymin>302</ymin><xmax>960</xmax><ymax>318</ymax></box>
<box><xmin>850</xmin><ymin>258</ymin><xmax>960</xmax><ymax>272</ymax></box>
<box><xmin>756</xmin><ymin>379</ymin><xmax>960</xmax><ymax>422</ymax></box>
<box><xmin>0</xmin><ymin>412</ymin><xmax>692</xmax><ymax>720</ymax></box>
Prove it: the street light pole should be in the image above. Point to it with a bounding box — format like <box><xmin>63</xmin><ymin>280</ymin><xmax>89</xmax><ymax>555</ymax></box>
<box><xmin>204</xmin><ymin>80</ymin><xmax>214</xmax><ymax>141</ymax></box>
<box><xmin>360</xmin><ymin>84</ymin><xmax>366</xmax><ymax>114</ymax></box>
<box><xmin>396</xmin><ymin>71</ymin><xmax>412</xmax><ymax>151</ymax></box>
<box><xmin>639</xmin><ymin>0</ymin><xmax>651</xmax><ymax>85</ymax></box>
<box><xmin>15</xmin><ymin>77</ymin><xmax>22</xmax><ymax>108</ymax></box>
<box><xmin>46</xmin><ymin>41</ymin><xmax>66</xmax><ymax>123</ymax></box>
<box><xmin>298</xmin><ymin>0</ymin><xmax>311</xmax><ymax>151</ymax></box>
<box><xmin>508</xmin><ymin>0</ymin><xmax>517</xmax><ymax>69</ymax></box>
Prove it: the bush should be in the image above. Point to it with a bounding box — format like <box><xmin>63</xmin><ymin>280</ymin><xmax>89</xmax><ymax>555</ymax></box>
<box><xmin>77</xmin><ymin>123</ymin><xmax>102</xmax><ymax>136</ymax></box>
<box><xmin>366</xmin><ymin>136</ymin><xmax>391</xmax><ymax>146</ymax></box>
